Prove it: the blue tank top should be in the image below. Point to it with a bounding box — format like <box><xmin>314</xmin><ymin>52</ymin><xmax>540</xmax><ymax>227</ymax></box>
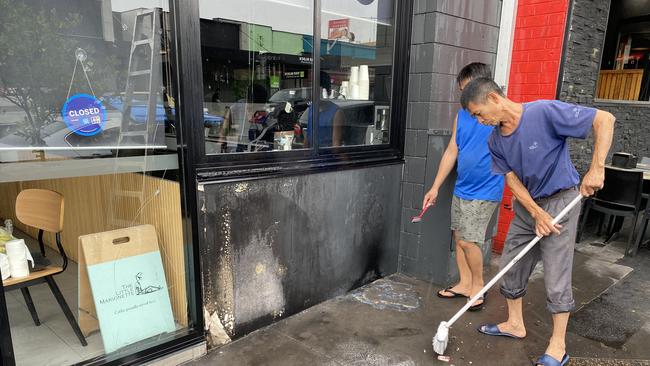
<box><xmin>454</xmin><ymin>108</ymin><xmax>504</xmax><ymax>201</ymax></box>
<box><xmin>306</xmin><ymin>101</ymin><xmax>338</xmax><ymax>146</ymax></box>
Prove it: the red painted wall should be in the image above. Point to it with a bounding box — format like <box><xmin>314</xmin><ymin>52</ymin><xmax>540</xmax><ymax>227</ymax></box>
<box><xmin>492</xmin><ymin>0</ymin><xmax>570</xmax><ymax>253</ymax></box>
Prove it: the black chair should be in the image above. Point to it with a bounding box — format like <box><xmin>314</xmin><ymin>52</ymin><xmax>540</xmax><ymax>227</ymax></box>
<box><xmin>635</xmin><ymin>158</ymin><xmax>650</xmax><ymax>252</ymax></box>
<box><xmin>577</xmin><ymin>166</ymin><xmax>644</xmax><ymax>256</ymax></box>
<box><xmin>633</xmin><ymin>199</ymin><xmax>650</xmax><ymax>255</ymax></box>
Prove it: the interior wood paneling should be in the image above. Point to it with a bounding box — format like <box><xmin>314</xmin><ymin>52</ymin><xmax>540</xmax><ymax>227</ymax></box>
<box><xmin>0</xmin><ymin>173</ymin><xmax>187</xmax><ymax>326</ymax></box>
<box><xmin>597</xmin><ymin>69</ymin><xmax>644</xmax><ymax>100</ymax></box>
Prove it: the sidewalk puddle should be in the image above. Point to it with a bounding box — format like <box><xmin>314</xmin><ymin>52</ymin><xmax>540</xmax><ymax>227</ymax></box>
<box><xmin>349</xmin><ymin>278</ymin><xmax>420</xmax><ymax>312</ymax></box>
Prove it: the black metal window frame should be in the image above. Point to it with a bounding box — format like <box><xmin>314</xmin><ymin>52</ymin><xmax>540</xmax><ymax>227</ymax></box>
<box><xmin>177</xmin><ymin>0</ymin><xmax>413</xmax><ymax>182</ymax></box>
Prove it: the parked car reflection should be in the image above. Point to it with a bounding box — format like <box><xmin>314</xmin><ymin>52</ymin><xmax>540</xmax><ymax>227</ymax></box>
<box><xmin>0</xmin><ymin>93</ymin><xmax>224</xmax><ymax>160</ymax></box>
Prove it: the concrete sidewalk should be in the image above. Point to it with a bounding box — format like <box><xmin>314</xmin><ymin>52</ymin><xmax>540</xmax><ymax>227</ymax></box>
<box><xmin>189</xmin><ymin>237</ymin><xmax>650</xmax><ymax>366</ymax></box>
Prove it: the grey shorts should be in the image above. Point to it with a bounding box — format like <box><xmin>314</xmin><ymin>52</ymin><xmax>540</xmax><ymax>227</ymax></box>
<box><xmin>499</xmin><ymin>187</ymin><xmax>582</xmax><ymax>314</ymax></box>
<box><xmin>450</xmin><ymin>195</ymin><xmax>499</xmax><ymax>246</ymax></box>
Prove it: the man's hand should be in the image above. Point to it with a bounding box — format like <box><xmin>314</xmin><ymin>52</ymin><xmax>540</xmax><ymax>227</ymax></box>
<box><xmin>532</xmin><ymin>208</ymin><xmax>562</xmax><ymax>237</ymax></box>
<box><xmin>422</xmin><ymin>187</ymin><xmax>439</xmax><ymax>209</ymax></box>
<box><xmin>580</xmin><ymin>168</ymin><xmax>605</xmax><ymax>197</ymax></box>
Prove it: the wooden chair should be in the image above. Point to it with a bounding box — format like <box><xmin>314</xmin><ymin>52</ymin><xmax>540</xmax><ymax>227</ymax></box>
<box><xmin>3</xmin><ymin>189</ymin><xmax>87</xmax><ymax>346</ymax></box>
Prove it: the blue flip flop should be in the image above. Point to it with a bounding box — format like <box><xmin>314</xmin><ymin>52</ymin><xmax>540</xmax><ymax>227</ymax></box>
<box><xmin>533</xmin><ymin>353</ymin><xmax>569</xmax><ymax>366</ymax></box>
<box><xmin>477</xmin><ymin>324</ymin><xmax>524</xmax><ymax>339</ymax></box>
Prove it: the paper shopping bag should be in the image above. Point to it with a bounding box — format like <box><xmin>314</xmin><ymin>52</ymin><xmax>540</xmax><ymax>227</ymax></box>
<box><xmin>78</xmin><ymin>224</ymin><xmax>175</xmax><ymax>353</ymax></box>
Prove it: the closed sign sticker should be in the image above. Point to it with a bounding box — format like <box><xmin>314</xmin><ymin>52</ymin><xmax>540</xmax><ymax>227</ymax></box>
<box><xmin>61</xmin><ymin>93</ymin><xmax>107</xmax><ymax>136</ymax></box>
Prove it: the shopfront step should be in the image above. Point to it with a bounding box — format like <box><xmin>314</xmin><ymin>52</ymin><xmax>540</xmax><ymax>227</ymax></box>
<box><xmin>144</xmin><ymin>341</ymin><xmax>207</xmax><ymax>366</ymax></box>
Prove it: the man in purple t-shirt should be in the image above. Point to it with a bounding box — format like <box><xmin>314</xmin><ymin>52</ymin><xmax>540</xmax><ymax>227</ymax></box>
<box><xmin>459</xmin><ymin>78</ymin><xmax>615</xmax><ymax>366</ymax></box>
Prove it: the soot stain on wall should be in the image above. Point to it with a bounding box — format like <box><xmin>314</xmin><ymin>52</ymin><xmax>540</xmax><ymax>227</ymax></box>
<box><xmin>199</xmin><ymin>165</ymin><xmax>402</xmax><ymax>339</ymax></box>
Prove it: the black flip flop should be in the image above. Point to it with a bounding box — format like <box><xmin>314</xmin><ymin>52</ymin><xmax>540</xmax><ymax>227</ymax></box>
<box><xmin>467</xmin><ymin>292</ymin><xmax>487</xmax><ymax>311</ymax></box>
<box><xmin>436</xmin><ymin>286</ymin><xmax>467</xmax><ymax>299</ymax></box>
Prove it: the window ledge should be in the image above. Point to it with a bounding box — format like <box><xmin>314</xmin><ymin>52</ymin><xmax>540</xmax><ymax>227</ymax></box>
<box><xmin>593</xmin><ymin>98</ymin><xmax>650</xmax><ymax>107</ymax></box>
<box><xmin>195</xmin><ymin>152</ymin><xmax>403</xmax><ymax>182</ymax></box>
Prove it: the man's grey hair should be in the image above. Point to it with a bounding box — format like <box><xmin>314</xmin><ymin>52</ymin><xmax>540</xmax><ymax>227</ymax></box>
<box><xmin>460</xmin><ymin>77</ymin><xmax>505</xmax><ymax>109</ymax></box>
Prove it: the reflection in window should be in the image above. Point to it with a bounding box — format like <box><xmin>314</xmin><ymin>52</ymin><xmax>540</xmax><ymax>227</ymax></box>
<box><xmin>312</xmin><ymin>0</ymin><xmax>394</xmax><ymax>147</ymax></box>
<box><xmin>598</xmin><ymin>1</ymin><xmax>650</xmax><ymax>101</ymax></box>
<box><xmin>199</xmin><ymin>0</ymin><xmax>314</xmax><ymax>154</ymax></box>
<box><xmin>0</xmin><ymin>0</ymin><xmax>176</xmax><ymax>161</ymax></box>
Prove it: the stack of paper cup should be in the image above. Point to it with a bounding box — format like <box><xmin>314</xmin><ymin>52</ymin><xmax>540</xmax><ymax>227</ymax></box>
<box><xmin>6</xmin><ymin>239</ymin><xmax>34</xmax><ymax>278</ymax></box>
<box><xmin>349</xmin><ymin>66</ymin><xmax>359</xmax><ymax>99</ymax></box>
<box><xmin>350</xmin><ymin>66</ymin><xmax>359</xmax><ymax>85</ymax></box>
<box><xmin>359</xmin><ymin>65</ymin><xmax>369</xmax><ymax>100</ymax></box>
<box><xmin>351</xmin><ymin>84</ymin><xmax>360</xmax><ymax>100</ymax></box>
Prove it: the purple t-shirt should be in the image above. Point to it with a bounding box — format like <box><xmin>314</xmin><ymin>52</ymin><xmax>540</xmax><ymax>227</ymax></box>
<box><xmin>488</xmin><ymin>100</ymin><xmax>597</xmax><ymax>199</ymax></box>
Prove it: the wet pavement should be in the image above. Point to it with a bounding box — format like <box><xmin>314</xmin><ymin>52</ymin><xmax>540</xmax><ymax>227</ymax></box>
<box><xmin>189</xmin><ymin>233</ymin><xmax>650</xmax><ymax>366</ymax></box>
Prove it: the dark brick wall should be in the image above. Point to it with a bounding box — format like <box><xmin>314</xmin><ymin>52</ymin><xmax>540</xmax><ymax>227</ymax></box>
<box><xmin>400</xmin><ymin>0</ymin><xmax>502</xmax><ymax>284</ymax></box>
<box><xmin>559</xmin><ymin>0</ymin><xmax>650</xmax><ymax>173</ymax></box>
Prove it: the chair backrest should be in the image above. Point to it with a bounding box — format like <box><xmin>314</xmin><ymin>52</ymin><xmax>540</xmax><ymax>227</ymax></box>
<box><xmin>595</xmin><ymin>167</ymin><xmax>644</xmax><ymax>210</ymax></box>
<box><xmin>612</xmin><ymin>152</ymin><xmax>637</xmax><ymax>169</ymax></box>
<box><xmin>15</xmin><ymin>189</ymin><xmax>64</xmax><ymax>233</ymax></box>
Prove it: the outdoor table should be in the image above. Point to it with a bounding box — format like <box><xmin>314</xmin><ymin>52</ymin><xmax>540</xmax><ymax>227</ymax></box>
<box><xmin>637</xmin><ymin>162</ymin><xmax>650</xmax><ymax>181</ymax></box>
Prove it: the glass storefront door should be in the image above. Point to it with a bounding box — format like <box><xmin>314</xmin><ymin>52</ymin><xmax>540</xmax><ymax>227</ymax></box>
<box><xmin>0</xmin><ymin>0</ymin><xmax>199</xmax><ymax>364</ymax></box>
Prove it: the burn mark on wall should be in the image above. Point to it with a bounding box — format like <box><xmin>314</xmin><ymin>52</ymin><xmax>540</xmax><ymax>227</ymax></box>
<box><xmin>199</xmin><ymin>165</ymin><xmax>402</xmax><ymax>340</ymax></box>
<box><xmin>234</xmin><ymin>226</ymin><xmax>287</xmax><ymax>324</ymax></box>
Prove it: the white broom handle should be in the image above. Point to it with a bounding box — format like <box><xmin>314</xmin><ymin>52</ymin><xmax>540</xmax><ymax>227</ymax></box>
<box><xmin>446</xmin><ymin>193</ymin><xmax>584</xmax><ymax>328</ymax></box>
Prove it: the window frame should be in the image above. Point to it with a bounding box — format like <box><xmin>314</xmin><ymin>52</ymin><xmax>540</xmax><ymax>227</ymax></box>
<box><xmin>586</xmin><ymin>4</ymin><xmax>650</xmax><ymax>104</ymax></box>
<box><xmin>182</xmin><ymin>0</ymin><xmax>412</xmax><ymax>180</ymax></box>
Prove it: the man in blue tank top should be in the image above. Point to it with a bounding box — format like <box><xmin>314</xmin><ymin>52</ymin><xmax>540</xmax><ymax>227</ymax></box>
<box><xmin>422</xmin><ymin>63</ymin><xmax>504</xmax><ymax>311</ymax></box>
<box><xmin>460</xmin><ymin>78</ymin><xmax>615</xmax><ymax>366</ymax></box>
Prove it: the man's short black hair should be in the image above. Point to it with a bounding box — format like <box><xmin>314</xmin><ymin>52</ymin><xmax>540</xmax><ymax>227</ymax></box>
<box><xmin>320</xmin><ymin>70</ymin><xmax>332</xmax><ymax>93</ymax></box>
<box><xmin>247</xmin><ymin>83</ymin><xmax>268</xmax><ymax>103</ymax></box>
<box><xmin>456</xmin><ymin>62</ymin><xmax>492</xmax><ymax>85</ymax></box>
<box><xmin>460</xmin><ymin>77</ymin><xmax>504</xmax><ymax>109</ymax></box>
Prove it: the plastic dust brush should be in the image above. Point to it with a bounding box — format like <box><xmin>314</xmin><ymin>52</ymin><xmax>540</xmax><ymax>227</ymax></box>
<box><xmin>411</xmin><ymin>204</ymin><xmax>432</xmax><ymax>223</ymax></box>
<box><xmin>432</xmin><ymin>193</ymin><xmax>584</xmax><ymax>355</ymax></box>
<box><xmin>433</xmin><ymin>322</ymin><xmax>450</xmax><ymax>355</ymax></box>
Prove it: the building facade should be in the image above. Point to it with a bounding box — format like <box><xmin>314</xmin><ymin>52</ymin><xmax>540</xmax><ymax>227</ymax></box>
<box><xmin>2</xmin><ymin>1</ymin><xmax>637</xmax><ymax>365</ymax></box>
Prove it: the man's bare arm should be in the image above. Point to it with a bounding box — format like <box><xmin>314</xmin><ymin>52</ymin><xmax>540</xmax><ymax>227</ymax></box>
<box><xmin>422</xmin><ymin>115</ymin><xmax>459</xmax><ymax>208</ymax></box>
<box><xmin>581</xmin><ymin>110</ymin><xmax>616</xmax><ymax>196</ymax></box>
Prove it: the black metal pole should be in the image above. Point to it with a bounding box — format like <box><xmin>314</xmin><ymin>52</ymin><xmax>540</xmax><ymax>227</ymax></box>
<box><xmin>0</xmin><ymin>281</ymin><xmax>15</xmax><ymax>366</ymax></box>
<box><xmin>311</xmin><ymin>0</ymin><xmax>321</xmax><ymax>156</ymax></box>
<box><xmin>170</xmin><ymin>0</ymin><xmax>205</xmax><ymax>333</ymax></box>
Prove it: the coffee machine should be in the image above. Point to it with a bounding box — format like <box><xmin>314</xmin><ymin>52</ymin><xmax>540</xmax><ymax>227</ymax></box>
<box><xmin>367</xmin><ymin>106</ymin><xmax>390</xmax><ymax>144</ymax></box>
